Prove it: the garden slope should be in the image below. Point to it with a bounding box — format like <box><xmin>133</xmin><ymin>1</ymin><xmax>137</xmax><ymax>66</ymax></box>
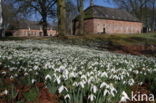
<box><xmin>0</xmin><ymin>40</ymin><xmax>156</xmax><ymax>103</ymax></box>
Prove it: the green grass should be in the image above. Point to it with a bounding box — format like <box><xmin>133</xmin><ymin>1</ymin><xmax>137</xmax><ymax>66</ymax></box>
<box><xmin>0</xmin><ymin>33</ymin><xmax>156</xmax><ymax>54</ymax></box>
<box><xmin>1</xmin><ymin>33</ymin><xmax>156</xmax><ymax>45</ymax></box>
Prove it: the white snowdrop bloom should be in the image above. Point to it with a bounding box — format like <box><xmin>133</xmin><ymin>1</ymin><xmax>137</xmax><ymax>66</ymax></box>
<box><xmin>69</xmin><ymin>72</ymin><xmax>76</xmax><ymax>78</ymax></box>
<box><xmin>9</xmin><ymin>67</ymin><xmax>16</xmax><ymax>71</ymax></box>
<box><xmin>128</xmin><ymin>79</ymin><xmax>135</xmax><ymax>86</ymax></box>
<box><xmin>32</xmin><ymin>79</ymin><xmax>36</xmax><ymax>84</ymax></box>
<box><xmin>100</xmin><ymin>82</ymin><xmax>108</xmax><ymax>88</ymax></box>
<box><xmin>91</xmin><ymin>85</ymin><xmax>98</xmax><ymax>93</ymax></box>
<box><xmin>10</xmin><ymin>76</ymin><xmax>14</xmax><ymax>79</ymax></box>
<box><xmin>35</xmin><ymin>72</ymin><xmax>39</xmax><ymax>75</ymax></box>
<box><xmin>78</xmin><ymin>81</ymin><xmax>85</xmax><ymax>88</ymax></box>
<box><xmin>14</xmin><ymin>74</ymin><xmax>18</xmax><ymax>77</ymax></box>
<box><xmin>103</xmin><ymin>89</ymin><xmax>110</xmax><ymax>96</ymax></box>
<box><xmin>24</xmin><ymin>72</ymin><xmax>28</xmax><ymax>76</ymax></box>
<box><xmin>3</xmin><ymin>90</ymin><xmax>8</xmax><ymax>95</ymax></box>
<box><xmin>101</xmin><ymin>72</ymin><xmax>108</xmax><ymax>77</ymax></box>
<box><xmin>119</xmin><ymin>91</ymin><xmax>130</xmax><ymax>103</ymax></box>
<box><xmin>1</xmin><ymin>71</ymin><xmax>6</xmax><ymax>75</ymax></box>
<box><xmin>55</xmin><ymin>76</ymin><xmax>61</xmax><ymax>84</ymax></box>
<box><xmin>72</xmin><ymin>82</ymin><xmax>78</xmax><ymax>87</ymax></box>
<box><xmin>81</xmin><ymin>75</ymin><xmax>87</xmax><ymax>80</ymax></box>
<box><xmin>138</xmin><ymin>82</ymin><xmax>143</xmax><ymax>85</ymax></box>
<box><xmin>28</xmin><ymin>69</ymin><xmax>33</xmax><ymax>72</ymax></box>
<box><xmin>88</xmin><ymin>94</ymin><xmax>96</xmax><ymax>102</ymax></box>
<box><xmin>58</xmin><ymin>85</ymin><xmax>68</xmax><ymax>93</ymax></box>
<box><xmin>64</xmin><ymin>94</ymin><xmax>71</xmax><ymax>100</ymax></box>
<box><xmin>87</xmin><ymin>76</ymin><xmax>94</xmax><ymax>84</ymax></box>
<box><xmin>45</xmin><ymin>74</ymin><xmax>52</xmax><ymax>80</ymax></box>
<box><xmin>33</xmin><ymin>66</ymin><xmax>38</xmax><ymax>70</ymax></box>
<box><xmin>59</xmin><ymin>65</ymin><xmax>66</xmax><ymax>70</ymax></box>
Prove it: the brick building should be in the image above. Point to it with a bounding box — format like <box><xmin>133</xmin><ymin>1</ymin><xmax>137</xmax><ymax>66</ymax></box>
<box><xmin>7</xmin><ymin>20</ymin><xmax>57</xmax><ymax>37</ymax></box>
<box><xmin>73</xmin><ymin>5</ymin><xmax>143</xmax><ymax>35</ymax></box>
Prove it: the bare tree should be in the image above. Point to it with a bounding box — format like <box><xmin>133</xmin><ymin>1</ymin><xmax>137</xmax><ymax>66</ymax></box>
<box><xmin>15</xmin><ymin>0</ymin><xmax>56</xmax><ymax>36</ymax></box>
<box><xmin>113</xmin><ymin>0</ymin><xmax>149</xmax><ymax>21</ymax></box>
<box><xmin>77</xmin><ymin>0</ymin><xmax>84</xmax><ymax>35</ymax></box>
<box><xmin>66</xmin><ymin>1</ymin><xmax>78</xmax><ymax>35</ymax></box>
<box><xmin>90</xmin><ymin>0</ymin><xmax>94</xmax><ymax>6</ymax></box>
<box><xmin>150</xmin><ymin>0</ymin><xmax>156</xmax><ymax>31</ymax></box>
<box><xmin>0</xmin><ymin>0</ymin><xmax>4</xmax><ymax>37</ymax></box>
<box><xmin>57</xmin><ymin>0</ymin><xmax>66</xmax><ymax>36</ymax></box>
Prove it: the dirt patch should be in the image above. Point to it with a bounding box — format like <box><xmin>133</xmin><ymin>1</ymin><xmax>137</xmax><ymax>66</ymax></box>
<box><xmin>108</xmin><ymin>44</ymin><xmax>156</xmax><ymax>56</ymax></box>
<box><xmin>36</xmin><ymin>88</ymin><xmax>59</xmax><ymax>103</ymax></box>
<box><xmin>0</xmin><ymin>69</ymin><xmax>60</xmax><ymax>103</ymax></box>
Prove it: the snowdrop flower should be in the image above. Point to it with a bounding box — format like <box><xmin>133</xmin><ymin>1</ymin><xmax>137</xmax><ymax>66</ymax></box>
<box><xmin>100</xmin><ymin>82</ymin><xmax>108</xmax><ymax>88</ymax></box>
<box><xmin>81</xmin><ymin>75</ymin><xmax>87</xmax><ymax>80</ymax></box>
<box><xmin>109</xmin><ymin>84</ymin><xmax>117</xmax><ymax>96</ymax></box>
<box><xmin>24</xmin><ymin>72</ymin><xmax>29</xmax><ymax>76</ymax></box>
<box><xmin>33</xmin><ymin>66</ymin><xmax>38</xmax><ymax>70</ymax></box>
<box><xmin>45</xmin><ymin>74</ymin><xmax>52</xmax><ymax>80</ymax></box>
<box><xmin>32</xmin><ymin>79</ymin><xmax>36</xmax><ymax>84</ymax></box>
<box><xmin>78</xmin><ymin>81</ymin><xmax>85</xmax><ymax>88</ymax></box>
<box><xmin>119</xmin><ymin>91</ymin><xmax>130</xmax><ymax>103</ymax></box>
<box><xmin>3</xmin><ymin>90</ymin><xmax>8</xmax><ymax>95</ymax></box>
<box><xmin>1</xmin><ymin>71</ymin><xmax>6</xmax><ymax>75</ymax></box>
<box><xmin>128</xmin><ymin>79</ymin><xmax>135</xmax><ymax>86</ymax></box>
<box><xmin>10</xmin><ymin>76</ymin><xmax>14</xmax><ymax>79</ymax></box>
<box><xmin>72</xmin><ymin>82</ymin><xmax>78</xmax><ymax>87</ymax></box>
<box><xmin>88</xmin><ymin>94</ymin><xmax>96</xmax><ymax>102</ymax></box>
<box><xmin>14</xmin><ymin>74</ymin><xmax>18</xmax><ymax>77</ymax></box>
<box><xmin>101</xmin><ymin>72</ymin><xmax>108</xmax><ymax>77</ymax></box>
<box><xmin>64</xmin><ymin>94</ymin><xmax>71</xmax><ymax>100</ymax></box>
<box><xmin>55</xmin><ymin>77</ymin><xmax>61</xmax><ymax>84</ymax></box>
<box><xmin>91</xmin><ymin>85</ymin><xmax>98</xmax><ymax>93</ymax></box>
<box><xmin>58</xmin><ymin>85</ymin><xmax>68</xmax><ymax>93</ymax></box>
<box><xmin>103</xmin><ymin>89</ymin><xmax>110</xmax><ymax>96</ymax></box>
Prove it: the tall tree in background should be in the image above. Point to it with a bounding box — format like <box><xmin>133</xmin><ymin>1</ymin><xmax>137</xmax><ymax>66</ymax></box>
<box><xmin>90</xmin><ymin>0</ymin><xmax>94</xmax><ymax>6</ymax></box>
<box><xmin>150</xmin><ymin>0</ymin><xmax>156</xmax><ymax>31</ymax></box>
<box><xmin>2</xmin><ymin>0</ymin><xmax>19</xmax><ymax>30</ymax></box>
<box><xmin>113</xmin><ymin>0</ymin><xmax>148</xmax><ymax>20</ymax></box>
<box><xmin>66</xmin><ymin>1</ymin><xmax>78</xmax><ymax>35</ymax></box>
<box><xmin>15</xmin><ymin>0</ymin><xmax>56</xmax><ymax>36</ymax></box>
<box><xmin>77</xmin><ymin>0</ymin><xmax>84</xmax><ymax>35</ymax></box>
<box><xmin>0</xmin><ymin>0</ymin><xmax>4</xmax><ymax>37</ymax></box>
<box><xmin>113</xmin><ymin>0</ymin><xmax>156</xmax><ymax>31</ymax></box>
<box><xmin>57</xmin><ymin>0</ymin><xmax>66</xmax><ymax>36</ymax></box>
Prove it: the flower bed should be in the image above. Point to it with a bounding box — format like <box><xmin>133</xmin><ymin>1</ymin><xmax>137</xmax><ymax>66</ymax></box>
<box><xmin>0</xmin><ymin>40</ymin><xmax>156</xmax><ymax>103</ymax></box>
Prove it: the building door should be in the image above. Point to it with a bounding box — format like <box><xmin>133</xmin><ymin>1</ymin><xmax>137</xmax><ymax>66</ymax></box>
<box><xmin>103</xmin><ymin>28</ymin><xmax>106</xmax><ymax>34</ymax></box>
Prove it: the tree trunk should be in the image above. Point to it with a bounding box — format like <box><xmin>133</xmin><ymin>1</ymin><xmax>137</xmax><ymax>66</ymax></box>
<box><xmin>57</xmin><ymin>0</ymin><xmax>66</xmax><ymax>36</ymax></box>
<box><xmin>0</xmin><ymin>0</ymin><xmax>4</xmax><ymax>37</ymax></box>
<box><xmin>152</xmin><ymin>0</ymin><xmax>156</xmax><ymax>32</ymax></box>
<box><xmin>41</xmin><ymin>13</ymin><xmax>48</xmax><ymax>36</ymax></box>
<box><xmin>79</xmin><ymin>0</ymin><xmax>84</xmax><ymax>35</ymax></box>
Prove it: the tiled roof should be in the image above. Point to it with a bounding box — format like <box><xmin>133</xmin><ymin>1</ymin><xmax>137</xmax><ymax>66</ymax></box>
<box><xmin>74</xmin><ymin>5</ymin><xmax>140</xmax><ymax>22</ymax></box>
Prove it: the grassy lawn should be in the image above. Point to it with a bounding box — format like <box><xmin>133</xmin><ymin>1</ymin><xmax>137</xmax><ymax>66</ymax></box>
<box><xmin>1</xmin><ymin>33</ymin><xmax>156</xmax><ymax>45</ymax></box>
<box><xmin>0</xmin><ymin>33</ymin><xmax>156</xmax><ymax>56</ymax></box>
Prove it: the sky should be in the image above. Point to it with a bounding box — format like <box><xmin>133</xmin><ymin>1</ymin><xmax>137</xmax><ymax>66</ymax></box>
<box><xmin>84</xmin><ymin>0</ymin><xmax>117</xmax><ymax>8</ymax></box>
<box><xmin>31</xmin><ymin>0</ymin><xmax>117</xmax><ymax>22</ymax></box>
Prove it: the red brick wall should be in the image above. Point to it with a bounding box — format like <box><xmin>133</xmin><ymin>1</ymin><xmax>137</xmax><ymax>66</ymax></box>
<box><xmin>74</xmin><ymin>19</ymin><xmax>143</xmax><ymax>35</ymax></box>
<box><xmin>12</xmin><ymin>29</ymin><xmax>57</xmax><ymax>37</ymax></box>
<box><xmin>74</xmin><ymin>19</ymin><xmax>94</xmax><ymax>35</ymax></box>
<box><xmin>93</xmin><ymin>19</ymin><xmax>143</xmax><ymax>34</ymax></box>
